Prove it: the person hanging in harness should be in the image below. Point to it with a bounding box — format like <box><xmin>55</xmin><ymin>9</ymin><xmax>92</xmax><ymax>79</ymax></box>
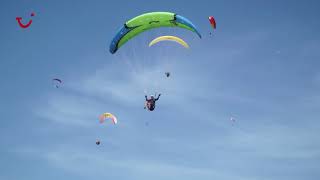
<box><xmin>144</xmin><ymin>94</ymin><xmax>161</xmax><ymax>111</ymax></box>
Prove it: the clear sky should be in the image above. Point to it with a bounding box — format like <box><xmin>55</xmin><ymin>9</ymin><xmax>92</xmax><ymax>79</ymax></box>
<box><xmin>1</xmin><ymin>0</ymin><xmax>320</xmax><ymax>179</ymax></box>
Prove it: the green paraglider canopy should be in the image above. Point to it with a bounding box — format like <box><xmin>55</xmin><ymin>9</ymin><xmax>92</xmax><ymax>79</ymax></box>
<box><xmin>109</xmin><ymin>12</ymin><xmax>201</xmax><ymax>54</ymax></box>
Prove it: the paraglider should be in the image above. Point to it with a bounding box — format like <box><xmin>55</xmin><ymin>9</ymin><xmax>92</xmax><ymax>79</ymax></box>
<box><xmin>208</xmin><ymin>16</ymin><xmax>216</xmax><ymax>30</ymax></box>
<box><xmin>149</xmin><ymin>36</ymin><xmax>189</xmax><ymax>48</ymax></box>
<box><xmin>165</xmin><ymin>72</ymin><xmax>170</xmax><ymax>77</ymax></box>
<box><xmin>99</xmin><ymin>113</ymin><xmax>118</xmax><ymax>124</ymax></box>
<box><xmin>230</xmin><ymin>117</ymin><xmax>236</xmax><ymax>125</ymax></box>
<box><xmin>52</xmin><ymin>78</ymin><xmax>62</xmax><ymax>88</ymax></box>
<box><xmin>208</xmin><ymin>16</ymin><xmax>216</xmax><ymax>35</ymax></box>
<box><xmin>109</xmin><ymin>12</ymin><xmax>201</xmax><ymax>54</ymax></box>
<box><xmin>144</xmin><ymin>94</ymin><xmax>161</xmax><ymax>111</ymax></box>
<box><xmin>96</xmin><ymin>113</ymin><xmax>117</xmax><ymax>146</ymax></box>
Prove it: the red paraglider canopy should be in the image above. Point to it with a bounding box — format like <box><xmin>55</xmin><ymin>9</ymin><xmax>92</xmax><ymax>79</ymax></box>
<box><xmin>208</xmin><ymin>16</ymin><xmax>216</xmax><ymax>29</ymax></box>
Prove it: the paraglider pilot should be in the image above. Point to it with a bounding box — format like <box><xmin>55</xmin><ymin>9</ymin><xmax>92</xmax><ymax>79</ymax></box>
<box><xmin>165</xmin><ymin>72</ymin><xmax>170</xmax><ymax>77</ymax></box>
<box><xmin>144</xmin><ymin>94</ymin><xmax>161</xmax><ymax>111</ymax></box>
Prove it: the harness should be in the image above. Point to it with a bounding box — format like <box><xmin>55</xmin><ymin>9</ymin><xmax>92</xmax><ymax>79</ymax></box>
<box><xmin>146</xmin><ymin>100</ymin><xmax>155</xmax><ymax>111</ymax></box>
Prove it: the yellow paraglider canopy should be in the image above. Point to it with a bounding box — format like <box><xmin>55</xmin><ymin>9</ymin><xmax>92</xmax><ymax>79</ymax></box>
<box><xmin>149</xmin><ymin>36</ymin><xmax>189</xmax><ymax>48</ymax></box>
<box><xmin>99</xmin><ymin>113</ymin><xmax>117</xmax><ymax>124</ymax></box>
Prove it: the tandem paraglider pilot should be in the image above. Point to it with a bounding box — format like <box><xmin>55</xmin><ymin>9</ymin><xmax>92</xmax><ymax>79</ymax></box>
<box><xmin>144</xmin><ymin>94</ymin><xmax>161</xmax><ymax>111</ymax></box>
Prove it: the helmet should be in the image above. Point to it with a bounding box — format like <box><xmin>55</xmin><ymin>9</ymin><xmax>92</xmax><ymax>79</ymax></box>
<box><xmin>150</xmin><ymin>95</ymin><xmax>155</xmax><ymax>99</ymax></box>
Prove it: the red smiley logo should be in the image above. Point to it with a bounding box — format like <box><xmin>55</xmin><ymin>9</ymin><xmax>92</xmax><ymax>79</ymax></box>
<box><xmin>16</xmin><ymin>12</ymin><xmax>35</xmax><ymax>29</ymax></box>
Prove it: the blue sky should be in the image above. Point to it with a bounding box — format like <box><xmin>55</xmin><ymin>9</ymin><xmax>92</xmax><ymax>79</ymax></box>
<box><xmin>1</xmin><ymin>0</ymin><xmax>320</xmax><ymax>179</ymax></box>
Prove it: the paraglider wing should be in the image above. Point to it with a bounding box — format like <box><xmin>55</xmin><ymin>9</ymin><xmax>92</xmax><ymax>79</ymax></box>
<box><xmin>52</xmin><ymin>78</ymin><xmax>62</xmax><ymax>88</ymax></box>
<box><xmin>208</xmin><ymin>16</ymin><xmax>216</xmax><ymax>29</ymax></box>
<box><xmin>109</xmin><ymin>12</ymin><xmax>201</xmax><ymax>54</ymax></box>
<box><xmin>99</xmin><ymin>113</ymin><xmax>117</xmax><ymax>124</ymax></box>
<box><xmin>149</xmin><ymin>36</ymin><xmax>189</xmax><ymax>48</ymax></box>
<box><xmin>53</xmin><ymin>78</ymin><xmax>62</xmax><ymax>83</ymax></box>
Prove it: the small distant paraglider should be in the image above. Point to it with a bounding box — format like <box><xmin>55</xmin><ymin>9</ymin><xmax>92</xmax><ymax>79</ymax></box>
<box><xmin>96</xmin><ymin>113</ymin><xmax>117</xmax><ymax>146</ymax></box>
<box><xmin>208</xmin><ymin>16</ymin><xmax>216</xmax><ymax>35</ymax></box>
<box><xmin>99</xmin><ymin>113</ymin><xmax>117</xmax><ymax>124</ymax></box>
<box><xmin>230</xmin><ymin>117</ymin><xmax>236</xmax><ymax>125</ymax></box>
<box><xmin>165</xmin><ymin>72</ymin><xmax>170</xmax><ymax>77</ymax></box>
<box><xmin>208</xmin><ymin>16</ymin><xmax>216</xmax><ymax>29</ymax></box>
<box><xmin>52</xmin><ymin>78</ymin><xmax>62</xmax><ymax>88</ymax></box>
